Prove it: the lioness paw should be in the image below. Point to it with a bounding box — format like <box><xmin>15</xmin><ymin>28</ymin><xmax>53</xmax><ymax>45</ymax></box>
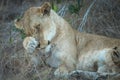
<box><xmin>54</xmin><ymin>66</ymin><xmax>69</xmax><ymax>78</ymax></box>
<box><xmin>23</xmin><ymin>37</ymin><xmax>39</xmax><ymax>53</ymax></box>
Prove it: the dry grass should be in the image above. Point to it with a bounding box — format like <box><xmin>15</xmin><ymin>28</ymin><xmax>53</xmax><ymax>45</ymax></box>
<box><xmin>79</xmin><ymin>0</ymin><xmax>120</xmax><ymax>38</ymax></box>
<box><xmin>0</xmin><ymin>0</ymin><xmax>120</xmax><ymax>80</ymax></box>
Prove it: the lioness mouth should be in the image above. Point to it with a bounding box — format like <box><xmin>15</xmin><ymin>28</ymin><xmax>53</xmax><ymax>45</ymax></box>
<box><xmin>48</xmin><ymin>40</ymin><xmax>51</xmax><ymax>45</ymax></box>
<box><xmin>36</xmin><ymin>40</ymin><xmax>51</xmax><ymax>49</ymax></box>
<box><xmin>36</xmin><ymin>43</ymin><xmax>40</xmax><ymax>48</ymax></box>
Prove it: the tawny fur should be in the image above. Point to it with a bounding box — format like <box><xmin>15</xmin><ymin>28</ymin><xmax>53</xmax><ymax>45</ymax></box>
<box><xmin>14</xmin><ymin>2</ymin><xmax>120</xmax><ymax>77</ymax></box>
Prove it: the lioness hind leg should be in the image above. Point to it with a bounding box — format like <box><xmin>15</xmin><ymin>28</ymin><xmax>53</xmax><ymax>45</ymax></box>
<box><xmin>112</xmin><ymin>47</ymin><xmax>120</xmax><ymax>67</ymax></box>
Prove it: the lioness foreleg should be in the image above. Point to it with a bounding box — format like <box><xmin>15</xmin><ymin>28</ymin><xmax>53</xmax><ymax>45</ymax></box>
<box><xmin>54</xmin><ymin>55</ymin><xmax>76</xmax><ymax>78</ymax></box>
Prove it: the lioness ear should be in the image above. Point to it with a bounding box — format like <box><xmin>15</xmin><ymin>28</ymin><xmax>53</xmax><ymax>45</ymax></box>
<box><xmin>41</xmin><ymin>2</ymin><xmax>51</xmax><ymax>16</ymax></box>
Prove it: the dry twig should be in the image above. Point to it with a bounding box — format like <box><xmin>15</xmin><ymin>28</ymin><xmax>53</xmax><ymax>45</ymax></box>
<box><xmin>78</xmin><ymin>0</ymin><xmax>96</xmax><ymax>32</ymax></box>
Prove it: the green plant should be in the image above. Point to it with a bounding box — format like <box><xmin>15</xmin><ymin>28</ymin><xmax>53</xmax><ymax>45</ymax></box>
<box><xmin>68</xmin><ymin>0</ymin><xmax>83</xmax><ymax>14</ymax></box>
<box><xmin>13</xmin><ymin>26</ymin><xmax>26</xmax><ymax>39</ymax></box>
<box><xmin>51</xmin><ymin>2</ymin><xmax>58</xmax><ymax>12</ymax></box>
<box><xmin>52</xmin><ymin>4</ymin><xmax>58</xmax><ymax>12</ymax></box>
<box><xmin>56</xmin><ymin>0</ymin><xmax>62</xmax><ymax>4</ymax></box>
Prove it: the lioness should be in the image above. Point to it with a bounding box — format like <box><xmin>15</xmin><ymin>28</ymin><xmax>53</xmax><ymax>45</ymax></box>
<box><xmin>14</xmin><ymin>2</ymin><xmax>120</xmax><ymax>78</ymax></box>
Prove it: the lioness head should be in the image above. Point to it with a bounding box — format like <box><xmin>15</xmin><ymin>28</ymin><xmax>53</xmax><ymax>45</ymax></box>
<box><xmin>14</xmin><ymin>2</ymin><xmax>56</xmax><ymax>49</ymax></box>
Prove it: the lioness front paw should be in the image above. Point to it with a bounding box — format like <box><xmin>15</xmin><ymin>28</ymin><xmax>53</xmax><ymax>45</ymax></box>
<box><xmin>23</xmin><ymin>37</ymin><xmax>39</xmax><ymax>53</ymax></box>
<box><xmin>54</xmin><ymin>66</ymin><xmax>69</xmax><ymax>78</ymax></box>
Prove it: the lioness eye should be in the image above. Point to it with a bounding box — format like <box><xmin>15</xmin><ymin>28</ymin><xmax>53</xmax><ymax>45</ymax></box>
<box><xmin>35</xmin><ymin>24</ymin><xmax>40</xmax><ymax>29</ymax></box>
<box><xmin>35</xmin><ymin>24</ymin><xmax>40</xmax><ymax>32</ymax></box>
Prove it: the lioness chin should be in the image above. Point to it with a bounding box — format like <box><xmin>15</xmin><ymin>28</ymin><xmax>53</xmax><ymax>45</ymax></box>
<box><xmin>14</xmin><ymin>2</ymin><xmax>120</xmax><ymax>78</ymax></box>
